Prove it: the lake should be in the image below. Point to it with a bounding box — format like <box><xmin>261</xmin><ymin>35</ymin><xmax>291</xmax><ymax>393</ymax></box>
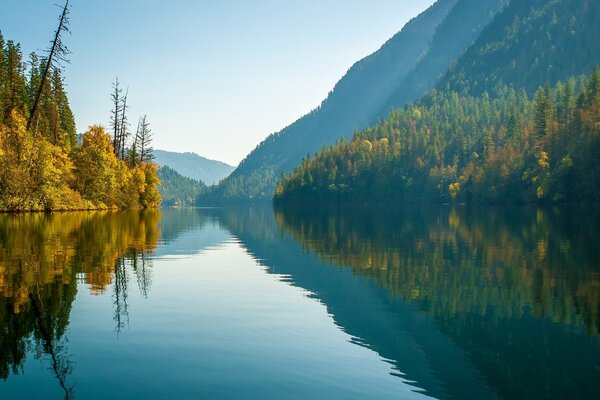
<box><xmin>1</xmin><ymin>206</ymin><xmax>599</xmax><ymax>399</ymax></box>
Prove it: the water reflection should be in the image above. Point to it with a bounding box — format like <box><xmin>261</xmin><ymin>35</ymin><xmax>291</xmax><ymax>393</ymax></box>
<box><xmin>269</xmin><ymin>205</ymin><xmax>600</xmax><ymax>399</ymax></box>
<box><xmin>1</xmin><ymin>206</ymin><xmax>599</xmax><ymax>399</ymax></box>
<box><xmin>0</xmin><ymin>211</ymin><xmax>160</xmax><ymax>397</ymax></box>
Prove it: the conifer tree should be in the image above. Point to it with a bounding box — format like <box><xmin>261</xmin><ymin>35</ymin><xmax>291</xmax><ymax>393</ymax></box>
<box><xmin>3</xmin><ymin>41</ymin><xmax>26</xmax><ymax>121</ymax></box>
<box><xmin>138</xmin><ymin>115</ymin><xmax>154</xmax><ymax>163</ymax></box>
<box><xmin>27</xmin><ymin>0</ymin><xmax>70</xmax><ymax>132</ymax></box>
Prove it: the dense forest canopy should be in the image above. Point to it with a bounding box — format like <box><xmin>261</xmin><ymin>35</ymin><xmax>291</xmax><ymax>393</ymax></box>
<box><xmin>438</xmin><ymin>0</ymin><xmax>600</xmax><ymax>96</ymax></box>
<box><xmin>275</xmin><ymin>70</ymin><xmax>600</xmax><ymax>204</ymax></box>
<box><xmin>0</xmin><ymin>30</ymin><xmax>161</xmax><ymax>211</ymax></box>
<box><xmin>157</xmin><ymin>166</ymin><xmax>206</xmax><ymax>207</ymax></box>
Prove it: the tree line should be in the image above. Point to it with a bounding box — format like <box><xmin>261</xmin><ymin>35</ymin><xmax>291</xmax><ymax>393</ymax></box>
<box><xmin>275</xmin><ymin>69</ymin><xmax>600</xmax><ymax>205</ymax></box>
<box><xmin>157</xmin><ymin>165</ymin><xmax>206</xmax><ymax>207</ymax></box>
<box><xmin>0</xmin><ymin>3</ymin><xmax>160</xmax><ymax>211</ymax></box>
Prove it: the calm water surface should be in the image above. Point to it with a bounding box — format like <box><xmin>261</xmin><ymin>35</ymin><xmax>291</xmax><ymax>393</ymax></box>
<box><xmin>0</xmin><ymin>206</ymin><xmax>599</xmax><ymax>399</ymax></box>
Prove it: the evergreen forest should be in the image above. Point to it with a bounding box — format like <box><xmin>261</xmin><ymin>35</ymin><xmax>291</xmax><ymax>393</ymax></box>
<box><xmin>157</xmin><ymin>166</ymin><xmax>207</xmax><ymax>207</ymax></box>
<box><xmin>275</xmin><ymin>70</ymin><xmax>600</xmax><ymax>204</ymax></box>
<box><xmin>0</xmin><ymin>29</ymin><xmax>161</xmax><ymax>211</ymax></box>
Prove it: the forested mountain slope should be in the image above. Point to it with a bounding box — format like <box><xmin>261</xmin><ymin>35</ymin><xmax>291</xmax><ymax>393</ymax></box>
<box><xmin>200</xmin><ymin>0</ymin><xmax>508</xmax><ymax>203</ymax></box>
<box><xmin>157</xmin><ymin>166</ymin><xmax>207</xmax><ymax>207</ymax></box>
<box><xmin>438</xmin><ymin>0</ymin><xmax>600</xmax><ymax>95</ymax></box>
<box><xmin>383</xmin><ymin>0</ymin><xmax>509</xmax><ymax>110</ymax></box>
<box><xmin>274</xmin><ymin>71</ymin><xmax>600</xmax><ymax>205</ymax></box>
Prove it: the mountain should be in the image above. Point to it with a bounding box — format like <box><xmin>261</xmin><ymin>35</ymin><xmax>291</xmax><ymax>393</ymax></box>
<box><xmin>438</xmin><ymin>0</ymin><xmax>600</xmax><ymax>96</ymax></box>
<box><xmin>274</xmin><ymin>0</ymin><xmax>600</xmax><ymax>206</ymax></box>
<box><xmin>153</xmin><ymin>150</ymin><xmax>235</xmax><ymax>186</ymax></box>
<box><xmin>157</xmin><ymin>166</ymin><xmax>207</xmax><ymax>207</ymax></box>
<box><xmin>274</xmin><ymin>71</ymin><xmax>600</xmax><ymax>205</ymax></box>
<box><xmin>200</xmin><ymin>0</ymin><xmax>509</xmax><ymax>203</ymax></box>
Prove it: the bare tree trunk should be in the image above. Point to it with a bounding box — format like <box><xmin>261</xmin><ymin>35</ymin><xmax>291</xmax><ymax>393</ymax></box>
<box><xmin>27</xmin><ymin>0</ymin><xmax>70</xmax><ymax>133</ymax></box>
<box><xmin>119</xmin><ymin>89</ymin><xmax>129</xmax><ymax>159</ymax></box>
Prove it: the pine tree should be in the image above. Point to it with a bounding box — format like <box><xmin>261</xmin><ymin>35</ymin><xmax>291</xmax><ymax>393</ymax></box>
<box><xmin>138</xmin><ymin>115</ymin><xmax>154</xmax><ymax>163</ymax></box>
<box><xmin>3</xmin><ymin>41</ymin><xmax>26</xmax><ymax>121</ymax></box>
<box><xmin>52</xmin><ymin>68</ymin><xmax>76</xmax><ymax>149</ymax></box>
<box><xmin>129</xmin><ymin>117</ymin><xmax>142</xmax><ymax>166</ymax></box>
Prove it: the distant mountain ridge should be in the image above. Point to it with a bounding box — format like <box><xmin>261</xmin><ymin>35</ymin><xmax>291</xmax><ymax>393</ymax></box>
<box><xmin>153</xmin><ymin>150</ymin><xmax>235</xmax><ymax>186</ymax></box>
<box><xmin>200</xmin><ymin>0</ymin><xmax>509</xmax><ymax>203</ymax></box>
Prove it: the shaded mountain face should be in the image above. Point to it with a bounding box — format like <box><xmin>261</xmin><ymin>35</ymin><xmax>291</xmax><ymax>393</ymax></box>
<box><xmin>201</xmin><ymin>0</ymin><xmax>508</xmax><ymax>203</ymax></box>
<box><xmin>438</xmin><ymin>0</ymin><xmax>600</xmax><ymax>95</ymax></box>
<box><xmin>153</xmin><ymin>150</ymin><xmax>235</xmax><ymax>186</ymax></box>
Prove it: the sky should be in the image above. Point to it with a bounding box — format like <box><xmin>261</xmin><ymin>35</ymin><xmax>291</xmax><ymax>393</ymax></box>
<box><xmin>1</xmin><ymin>0</ymin><xmax>435</xmax><ymax>166</ymax></box>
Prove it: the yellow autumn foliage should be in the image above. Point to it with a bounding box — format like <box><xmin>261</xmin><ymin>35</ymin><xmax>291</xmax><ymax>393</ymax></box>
<box><xmin>0</xmin><ymin>113</ymin><xmax>161</xmax><ymax>211</ymax></box>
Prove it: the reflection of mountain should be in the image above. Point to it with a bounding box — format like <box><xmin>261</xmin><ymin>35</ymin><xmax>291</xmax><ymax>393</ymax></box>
<box><xmin>216</xmin><ymin>208</ymin><xmax>496</xmax><ymax>399</ymax></box>
<box><xmin>155</xmin><ymin>208</ymin><xmax>231</xmax><ymax>257</ymax></box>
<box><xmin>219</xmin><ymin>206</ymin><xmax>600</xmax><ymax>400</ymax></box>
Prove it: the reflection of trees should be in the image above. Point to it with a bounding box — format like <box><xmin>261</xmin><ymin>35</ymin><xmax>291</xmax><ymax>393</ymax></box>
<box><xmin>132</xmin><ymin>252</ymin><xmax>152</xmax><ymax>298</ymax></box>
<box><xmin>0</xmin><ymin>210</ymin><xmax>160</xmax><ymax>396</ymax></box>
<box><xmin>275</xmin><ymin>206</ymin><xmax>600</xmax><ymax>335</ymax></box>
<box><xmin>113</xmin><ymin>251</ymin><xmax>154</xmax><ymax>334</ymax></box>
<box><xmin>29</xmin><ymin>287</ymin><xmax>74</xmax><ymax>399</ymax></box>
<box><xmin>271</xmin><ymin>205</ymin><xmax>600</xmax><ymax>399</ymax></box>
<box><xmin>113</xmin><ymin>258</ymin><xmax>129</xmax><ymax>333</ymax></box>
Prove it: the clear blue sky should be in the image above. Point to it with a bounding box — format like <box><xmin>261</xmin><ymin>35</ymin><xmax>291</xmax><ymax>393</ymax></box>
<box><xmin>1</xmin><ymin>0</ymin><xmax>435</xmax><ymax>165</ymax></box>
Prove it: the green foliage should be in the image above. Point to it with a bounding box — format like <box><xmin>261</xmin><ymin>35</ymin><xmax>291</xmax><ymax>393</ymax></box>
<box><xmin>270</xmin><ymin>205</ymin><xmax>600</xmax><ymax>399</ymax></box>
<box><xmin>0</xmin><ymin>32</ymin><xmax>160</xmax><ymax>211</ymax></box>
<box><xmin>275</xmin><ymin>71</ymin><xmax>600</xmax><ymax>205</ymax></box>
<box><xmin>0</xmin><ymin>111</ymin><xmax>84</xmax><ymax>211</ymax></box>
<box><xmin>0</xmin><ymin>210</ymin><xmax>160</xmax><ymax>380</ymax></box>
<box><xmin>157</xmin><ymin>166</ymin><xmax>206</xmax><ymax>207</ymax></box>
<box><xmin>439</xmin><ymin>0</ymin><xmax>600</xmax><ymax>96</ymax></box>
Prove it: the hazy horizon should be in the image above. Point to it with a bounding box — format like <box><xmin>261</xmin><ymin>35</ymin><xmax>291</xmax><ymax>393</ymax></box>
<box><xmin>0</xmin><ymin>0</ymin><xmax>435</xmax><ymax>165</ymax></box>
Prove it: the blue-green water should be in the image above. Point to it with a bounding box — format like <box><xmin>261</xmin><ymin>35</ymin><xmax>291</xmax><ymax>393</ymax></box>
<box><xmin>1</xmin><ymin>207</ymin><xmax>599</xmax><ymax>399</ymax></box>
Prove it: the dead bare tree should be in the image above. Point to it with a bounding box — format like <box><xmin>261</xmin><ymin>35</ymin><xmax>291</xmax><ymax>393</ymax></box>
<box><xmin>119</xmin><ymin>88</ymin><xmax>129</xmax><ymax>159</ymax></box>
<box><xmin>110</xmin><ymin>77</ymin><xmax>123</xmax><ymax>155</ymax></box>
<box><xmin>27</xmin><ymin>0</ymin><xmax>71</xmax><ymax>132</ymax></box>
